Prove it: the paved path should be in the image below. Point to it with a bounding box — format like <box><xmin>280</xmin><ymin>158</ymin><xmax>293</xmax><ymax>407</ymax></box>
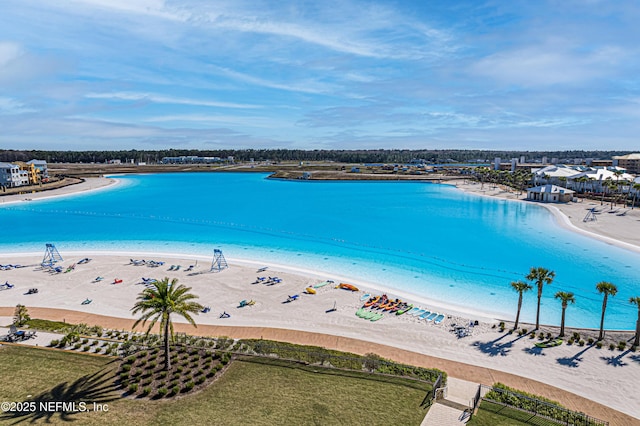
<box><xmin>421</xmin><ymin>377</ymin><xmax>477</xmax><ymax>425</ymax></box>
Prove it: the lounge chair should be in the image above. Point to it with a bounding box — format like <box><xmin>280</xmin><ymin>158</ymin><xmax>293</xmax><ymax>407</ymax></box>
<box><xmin>81</xmin><ymin>298</ymin><xmax>92</xmax><ymax>305</ymax></box>
<box><xmin>201</xmin><ymin>306</ymin><xmax>211</xmax><ymax>313</ymax></box>
<box><xmin>219</xmin><ymin>311</ymin><xmax>230</xmax><ymax>318</ymax></box>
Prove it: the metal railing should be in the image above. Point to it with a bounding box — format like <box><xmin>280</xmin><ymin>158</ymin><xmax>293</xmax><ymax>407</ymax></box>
<box><xmin>479</xmin><ymin>384</ymin><xmax>608</xmax><ymax>426</ymax></box>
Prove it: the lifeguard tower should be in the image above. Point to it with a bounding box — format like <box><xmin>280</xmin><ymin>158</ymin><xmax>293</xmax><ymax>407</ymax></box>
<box><xmin>210</xmin><ymin>249</ymin><xmax>228</xmax><ymax>272</ymax></box>
<box><xmin>42</xmin><ymin>243</ymin><xmax>63</xmax><ymax>267</ymax></box>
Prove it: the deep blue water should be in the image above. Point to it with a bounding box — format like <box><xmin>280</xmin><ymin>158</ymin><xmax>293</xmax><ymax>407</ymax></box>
<box><xmin>1</xmin><ymin>172</ymin><xmax>638</xmax><ymax>329</ymax></box>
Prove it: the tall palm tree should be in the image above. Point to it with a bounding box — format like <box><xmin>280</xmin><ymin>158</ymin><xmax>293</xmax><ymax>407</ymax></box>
<box><xmin>630</xmin><ymin>297</ymin><xmax>640</xmax><ymax>347</ymax></box>
<box><xmin>554</xmin><ymin>291</ymin><xmax>575</xmax><ymax>338</ymax></box>
<box><xmin>631</xmin><ymin>183</ymin><xmax>640</xmax><ymax>210</ymax></box>
<box><xmin>596</xmin><ymin>281</ymin><xmax>618</xmax><ymax>341</ymax></box>
<box><xmin>131</xmin><ymin>277</ymin><xmax>203</xmax><ymax>370</ymax></box>
<box><xmin>511</xmin><ymin>281</ymin><xmax>532</xmax><ymax>330</ymax></box>
<box><xmin>526</xmin><ymin>267</ymin><xmax>556</xmax><ymax>330</ymax></box>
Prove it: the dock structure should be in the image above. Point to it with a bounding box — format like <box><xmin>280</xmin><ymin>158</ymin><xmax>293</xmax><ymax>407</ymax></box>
<box><xmin>42</xmin><ymin>243</ymin><xmax>63</xmax><ymax>267</ymax></box>
<box><xmin>210</xmin><ymin>249</ymin><xmax>228</xmax><ymax>272</ymax></box>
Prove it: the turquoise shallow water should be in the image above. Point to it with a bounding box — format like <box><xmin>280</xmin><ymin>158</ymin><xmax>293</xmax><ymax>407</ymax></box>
<box><xmin>1</xmin><ymin>172</ymin><xmax>638</xmax><ymax>329</ymax></box>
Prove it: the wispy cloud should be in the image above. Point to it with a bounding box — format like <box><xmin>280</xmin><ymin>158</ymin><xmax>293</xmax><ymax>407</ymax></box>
<box><xmin>0</xmin><ymin>97</ymin><xmax>36</xmax><ymax>115</ymax></box>
<box><xmin>85</xmin><ymin>92</ymin><xmax>259</xmax><ymax>109</ymax></box>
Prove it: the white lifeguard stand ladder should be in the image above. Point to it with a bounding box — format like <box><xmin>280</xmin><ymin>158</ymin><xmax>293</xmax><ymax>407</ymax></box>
<box><xmin>210</xmin><ymin>249</ymin><xmax>228</xmax><ymax>272</ymax></box>
<box><xmin>42</xmin><ymin>243</ymin><xmax>63</xmax><ymax>267</ymax></box>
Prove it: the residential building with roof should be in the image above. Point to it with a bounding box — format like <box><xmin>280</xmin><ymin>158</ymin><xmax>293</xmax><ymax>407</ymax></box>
<box><xmin>526</xmin><ymin>184</ymin><xmax>575</xmax><ymax>203</ymax></box>
<box><xmin>0</xmin><ymin>162</ymin><xmax>21</xmax><ymax>188</ymax></box>
<box><xmin>26</xmin><ymin>159</ymin><xmax>49</xmax><ymax>180</ymax></box>
<box><xmin>613</xmin><ymin>153</ymin><xmax>640</xmax><ymax>175</ymax></box>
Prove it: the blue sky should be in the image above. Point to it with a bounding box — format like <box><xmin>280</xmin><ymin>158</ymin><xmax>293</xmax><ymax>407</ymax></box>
<box><xmin>1</xmin><ymin>0</ymin><xmax>639</xmax><ymax>151</ymax></box>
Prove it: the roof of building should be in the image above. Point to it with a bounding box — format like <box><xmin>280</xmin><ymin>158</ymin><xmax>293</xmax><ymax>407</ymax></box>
<box><xmin>27</xmin><ymin>159</ymin><xmax>47</xmax><ymax>165</ymax></box>
<box><xmin>533</xmin><ymin>164</ymin><xmax>583</xmax><ymax>178</ymax></box>
<box><xmin>613</xmin><ymin>153</ymin><xmax>640</xmax><ymax>160</ymax></box>
<box><xmin>527</xmin><ymin>184</ymin><xmax>575</xmax><ymax>194</ymax></box>
<box><xmin>0</xmin><ymin>162</ymin><xmax>19</xmax><ymax>168</ymax></box>
<box><xmin>571</xmin><ymin>168</ymin><xmax>635</xmax><ymax>182</ymax></box>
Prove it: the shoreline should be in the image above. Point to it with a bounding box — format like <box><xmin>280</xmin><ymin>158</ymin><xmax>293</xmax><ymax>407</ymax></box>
<box><xmin>448</xmin><ymin>180</ymin><xmax>640</xmax><ymax>254</ymax></box>
<box><xmin>0</xmin><ymin>176</ymin><xmax>117</xmax><ymax>206</ymax></box>
<box><xmin>0</xmin><ymin>252</ymin><xmax>638</xmax><ymax>424</ymax></box>
<box><xmin>2</xmin><ymin>175</ymin><xmax>639</xmax><ymax>329</ymax></box>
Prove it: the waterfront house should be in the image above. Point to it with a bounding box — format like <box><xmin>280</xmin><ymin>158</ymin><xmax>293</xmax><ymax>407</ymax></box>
<box><xmin>0</xmin><ymin>163</ymin><xmax>21</xmax><ymax>188</ymax></box>
<box><xmin>526</xmin><ymin>184</ymin><xmax>575</xmax><ymax>203</ymax></box>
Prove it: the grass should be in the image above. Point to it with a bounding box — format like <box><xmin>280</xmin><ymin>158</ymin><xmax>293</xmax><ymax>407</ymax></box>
<box><xmin>0</xmin><ymin>346</ymin><xmax>114</xmax><ymax>401</ymax></box>
<box><xmin>0</xmin><ymin>346</ymin><xmax>432</xmax><ymax>425</ymax></box>
<box><xmin>469</xmin><ymin>400</ymin><xmax>564</xmax><ymax>426</ymax></box>
<box><xmin>23</xmin><ymin>318</ymin><xmax>73</xmax><ymax>333</ymax></box>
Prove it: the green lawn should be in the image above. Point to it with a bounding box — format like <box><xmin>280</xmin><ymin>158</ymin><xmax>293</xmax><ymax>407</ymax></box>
<box><xmin>0</xmin><ymin>346</ymin><xmax>431</xmax><ymax>425</ymax></box>
<box><xmin>468</xmin><ymin>400</ymin><xmax>564</xmax><ymax>426</ymax></box>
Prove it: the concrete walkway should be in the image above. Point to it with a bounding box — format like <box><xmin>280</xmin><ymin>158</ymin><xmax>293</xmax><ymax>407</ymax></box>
<box><xmin>421</xmin><ymin>378</ymin><xmax>478</xmax><ymax>425</ymax></box>
<box><xmin>0</xmin><ymin>325</ymin><xmax>62</xmax><ymax>348</ymax></box>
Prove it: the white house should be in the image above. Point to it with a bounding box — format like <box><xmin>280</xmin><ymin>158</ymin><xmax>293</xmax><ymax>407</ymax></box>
<box><xmin>526</xmin><ymin>184</ymin><xmax>575</xmax><ymax>203</ymax></box>
<box><xmin>0</xmin><ymin>163</ymin><xmax>21</xmax><ymax>188</ymax></box>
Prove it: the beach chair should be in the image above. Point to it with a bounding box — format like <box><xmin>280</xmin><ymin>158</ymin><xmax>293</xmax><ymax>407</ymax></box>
<box><xmin>81</xmin><ymin>298</ymin><xmax>92</xmax><ymax>305</ymax></box>
<box><xmin>219</xmin><ymin>311</ymin><xmax>230</xmax><ymax>318</ymax></box>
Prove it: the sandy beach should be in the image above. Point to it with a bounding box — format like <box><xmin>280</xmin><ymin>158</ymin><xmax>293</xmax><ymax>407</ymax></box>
<box><xmin>2</xmin><ymin>176</ymin><xmax>640</xmax><ymax>424</ymax></box>
<box><xmin>0</xmin><ymin>252</ymin><xmax>639</xmax><ymax>424</ymax></box>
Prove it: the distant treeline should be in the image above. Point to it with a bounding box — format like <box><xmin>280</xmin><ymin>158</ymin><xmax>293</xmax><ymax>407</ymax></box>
<box><xmin>0</xmin><ymin>149</ymin><xmax>631</xmax><ymax>164</ymax></box>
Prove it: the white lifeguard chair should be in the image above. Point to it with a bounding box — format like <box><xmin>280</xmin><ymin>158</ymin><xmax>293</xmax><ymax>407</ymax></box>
<box><xmin>42</xmin><ymin>243</ymin><xmax>63</xmax><ymax>267</ymax></box>
<box><xmin>210</xmin><ymin>249</ymin><xmax>228</xmax><ymax>272</ymax></box>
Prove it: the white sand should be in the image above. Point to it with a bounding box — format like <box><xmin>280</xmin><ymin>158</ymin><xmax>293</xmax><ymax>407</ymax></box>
<box><xmin>1</xmin><ymin>252</ymin><xmax>639</xmax><ymax>420</ymax></box>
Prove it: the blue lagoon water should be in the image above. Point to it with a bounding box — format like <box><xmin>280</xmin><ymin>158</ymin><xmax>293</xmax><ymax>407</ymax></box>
<box><xmin>1</xmin><ymin>172</ymin><xmax>638</xmax><ymax>329</ymax></box>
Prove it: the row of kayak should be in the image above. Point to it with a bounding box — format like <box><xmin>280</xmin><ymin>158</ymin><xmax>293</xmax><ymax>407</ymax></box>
<box><xmin>355</xmin><ymin>308</ymin><xmax>385</xmax><ymax>322</ymax></box>
<box><xmin>406</xmin><ymin>307</ymin><xmax>446</xmax><ymax>324</ymax></box>
<box><xmin>361</xmin><ymin>294</ymin><xmax>413</xmax><ymax>314</ymax></box>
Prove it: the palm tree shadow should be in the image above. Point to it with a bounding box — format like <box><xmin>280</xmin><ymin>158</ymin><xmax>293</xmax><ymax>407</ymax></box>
<box><xmin>556</xmin><ymin>344</ymin><xmax>594</xmax><ymax>368</ymax></box>
<box><xmin>600</xmin><ymin>349</ymin><xmax>631</xmax><ymax>367</ymax></box>
<box><xmin>0</xmin><ymin>366</ymin><xmax>119</xmax><ymax>424</ymax></box>
<box><xmin>522</xmin><ymin>346</ymin><xmax>546</xmax><ymax>357</ymax></box>
<box><xmin>473</xmin><ymin>332</ymin><xmax>526</xmax><ymax>357</ymax></box>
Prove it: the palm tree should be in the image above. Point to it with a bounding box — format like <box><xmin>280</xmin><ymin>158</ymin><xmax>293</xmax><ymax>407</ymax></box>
<box><xmin>631</xmin><ymin>183</ymin><xmax>640</xmax><ymax>210</ymax></box>
<box><xmin>511</xmin><ymin>281</ymin><xmax>532</xmax><ymax>330</ymax></box>
<box><xmin>554</xmin><ymin>292</ymin><xmax>575</xmax><ymax>338</ymax></box>
<box><xmin>131</xmin><ymin>277</ymin><xmax>203</xmax><ymax>370</ymax></box>
<box><xmin>526</xmin><ymin>267</ymin><xmax>556</xmax><ymax>330</ymax></box>
<box><xmin>630</xmin><ymin>297</ymin><xmax>640</xmax><ymax>347</ymax></box>
<box><xmin>596</xmin><ymin>281</ymin><xmax>618</xmax><ymax>341</ymax></box>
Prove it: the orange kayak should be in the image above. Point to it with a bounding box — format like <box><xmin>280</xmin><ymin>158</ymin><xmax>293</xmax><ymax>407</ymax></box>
<box><xmin>363</xmin><ymin>295</ymin><xmax>380</xmax><ymax>307</ymax></box>
<box><xmin>338</xmin><ymin>283</ymin><xmax>359</xmax><ymax>292</ymax></box>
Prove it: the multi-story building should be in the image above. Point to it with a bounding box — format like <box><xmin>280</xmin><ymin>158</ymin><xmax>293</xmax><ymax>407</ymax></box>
<box><xmin>27</xmin><ymin>159</ymin><xmax>49</xmax><ymax>181</ymax></box>
<box><xmin>613</xmin><ymin>153</ymin><xmax>640</xmax><ymax>175</ymax></box>
<box><xmin>0</xmin><ymin>163</ymin><xmax>21</xmax><ymax>188</ymax></box>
